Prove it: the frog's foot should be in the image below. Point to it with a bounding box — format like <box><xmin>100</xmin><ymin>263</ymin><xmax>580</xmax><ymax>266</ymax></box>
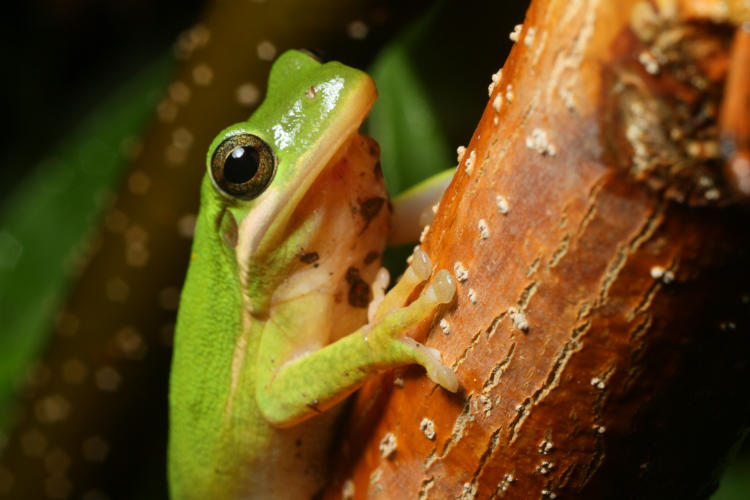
<box><xmin>366</xmin><ymin>255</ymin><xmax>458</xmax><ymax>392</ymax></box>
<box><xmin>372</xmin><ymin>247</ymin><xmax>434</xmax><ymax>323</ymax></box>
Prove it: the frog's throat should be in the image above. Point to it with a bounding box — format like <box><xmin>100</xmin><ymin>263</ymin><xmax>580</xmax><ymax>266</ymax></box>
<box><xmin>233</xmin><ymin>76</ymin><xmax>376</xmax><ymax>304</ymax></box>
<box><xmin>226</xmin><ymin>77</ymin><xmax>376</xmax><ymax>415</ymax></box>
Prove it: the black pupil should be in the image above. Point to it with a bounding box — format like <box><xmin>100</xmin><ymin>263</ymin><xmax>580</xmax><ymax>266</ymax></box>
<box><xmin>224</xmin><ymin>146</ymin><xmax>260</xmax><ymax>184</ymax></box>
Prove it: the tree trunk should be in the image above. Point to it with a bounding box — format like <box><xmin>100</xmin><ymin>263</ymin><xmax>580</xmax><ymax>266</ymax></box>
<box><xmin>324</xmin><ymin>1</ymin><xmax>750</xmax><ymax>498</ymax></box>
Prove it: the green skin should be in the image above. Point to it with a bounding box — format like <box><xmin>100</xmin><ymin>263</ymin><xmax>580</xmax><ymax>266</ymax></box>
<box><xmin>168</xmin><ymin>50</ymin><xmax>456</xmax><ymax>499</ymax></box>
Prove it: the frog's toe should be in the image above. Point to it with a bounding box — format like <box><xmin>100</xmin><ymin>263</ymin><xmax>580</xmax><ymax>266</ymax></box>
<box><xmin>368</xmin><ymin>267</ymin><xmax>390</xmax><ymax>323</ymax></box>
<box><xmin>399</xmin><ymin>337</ymin><xmax>458</xmax><ymax>392</ymax></box>
<box><xmin>421</xmin><ymin>269</ymin><xmax>456</xmax><ymax>307</ymax></box>
<box><xmin>371</xmin><ymin>247</ymin><xmax>433</xmax><ymax>321</ymax></box>
<box><xmin>411</xmin><ymin>247</ymin><xmax>432</xmax><ymax>281</ymax></box>
<box><xmin>432</xmin><ymin>269</ymin><xmax>456</xmax><ymax>303</ymax></box>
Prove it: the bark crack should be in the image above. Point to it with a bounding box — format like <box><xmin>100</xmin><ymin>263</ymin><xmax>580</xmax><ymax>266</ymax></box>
<box><xmin>486</xmin><ymin>313</ymin><xmax>507</xmax><ymax>340</ymax></box>
<box><xmin>417</xmin><ymin>476</ymin><xmax>435</xmax><ymax>500</ymax></box>
<box><xmin>519</xmin><ymin>281</ymin><xmax>540</xmax><ymax>309</ymax></box>
<box><xmin>598</xmin><ymin>245</ymin><xmax>627</xmax><ymax>303</ymax></box>
<box><xmin>548</xmin><ymin>234</ymin><xmax>570</xmax><ymax>268</ymax></box>
<box><xmin>507</xmin><ymin>398</ymin><xmax>532</xmax><ymax>444</ymax></box>
<box><xmin>527</xmin><ymin>257</ymin><xmax>542</xmax><ymax>277</ymax></box>
<box><xmin>468</xmin><ymin>427</ymin><xmax>504</xmax><ymax>492</ymax></box>
<box><xmin>627</xmin><ymin>199</ymin><xmax>664</xmax><ymax>253</ymax></box>
<box><xmin>481</xmin><ymin>342</ymin><xmax>517</xmax><ymax>394</ymax></box>
<box><xmin>439</xmin><ymin>397</ymin><xmax>475</xmax><ymax>459</ymax></box>
<box><xmin>452</xmin><ymin>328</ymin><xmax>485</xmax><ymax>370</ymax></box>
<box><xmin>508</xmin><ymin>320</ymin><xmax>589</xmax><ymax>444</ymax></box>
<box><xmin>628</xmin><ymin>280</ymin><xmax>660</xmax><ymax>321</ymax></box>
<box><xmin>576</xmin><ymin>175</ymin><xmax>607</xmax><ymax>239</ymax></box>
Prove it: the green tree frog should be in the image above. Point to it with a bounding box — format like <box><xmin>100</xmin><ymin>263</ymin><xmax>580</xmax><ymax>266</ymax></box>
<box><xmin>168</xmin><ymin>50</ymin><xmax>457</xmax><ymax>499</ymax></box>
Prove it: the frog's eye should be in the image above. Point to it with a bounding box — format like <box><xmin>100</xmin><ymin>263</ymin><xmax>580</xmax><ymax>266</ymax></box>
<box><xmin>210</xmin><ymin>133</ymin><xmax>276</xmax><ymax>200</ymax></box>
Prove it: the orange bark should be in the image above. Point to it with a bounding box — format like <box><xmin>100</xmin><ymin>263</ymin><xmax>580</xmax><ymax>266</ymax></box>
<box><xmin>325</xmin><ymin>1</ymin><xmax>750</xmax><ymax>498</ymax></box>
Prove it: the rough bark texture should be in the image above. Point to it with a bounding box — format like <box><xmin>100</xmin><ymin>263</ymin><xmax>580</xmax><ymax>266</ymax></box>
<box><xmin>325</xmin><ymin>1</ymin><xmax>750</xmax><ymax>499</ymax></box>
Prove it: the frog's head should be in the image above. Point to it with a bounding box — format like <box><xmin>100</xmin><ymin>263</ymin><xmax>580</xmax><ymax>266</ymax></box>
<box><xmin>204</xmin><ymin>50</ymin><xmax>381</xmax><ymax>314</ymax></box>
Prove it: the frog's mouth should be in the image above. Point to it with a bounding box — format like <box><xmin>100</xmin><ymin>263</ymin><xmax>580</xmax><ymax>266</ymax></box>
<box><xmin>234</xmin><ymin>74</ymin><xmax>378</xmax><ymax>291</ymax></box>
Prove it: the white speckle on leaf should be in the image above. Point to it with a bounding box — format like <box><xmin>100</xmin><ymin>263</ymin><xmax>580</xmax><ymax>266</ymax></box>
<box><xmin>505</xmin><ymin>84</ymin><xmax>514</xmax><ymax>103</ymax></box>
<box><xmin>468</xmin><ymin>288</ymin><xmax>478</xmax><ymax>305</ymax></box>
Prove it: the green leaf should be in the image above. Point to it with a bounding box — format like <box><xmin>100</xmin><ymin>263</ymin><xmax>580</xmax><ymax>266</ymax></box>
<box><xmin>0</xmin><ymin>54</ymin><xmax>173</xmax><ymax>424</ymax></box>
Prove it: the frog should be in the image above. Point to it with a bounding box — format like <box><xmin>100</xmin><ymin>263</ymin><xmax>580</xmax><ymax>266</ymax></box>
<box><xmin>168</xmin><ymin>49</ymin><xmax>457</xmax><ymax>499</ymax></box>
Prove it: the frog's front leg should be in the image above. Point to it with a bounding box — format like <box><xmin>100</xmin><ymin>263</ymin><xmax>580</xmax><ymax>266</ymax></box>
<box><xmin>255</xmin><ymin>249</ymin><xmax>456</xmax><ymax>427</ymax></box>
